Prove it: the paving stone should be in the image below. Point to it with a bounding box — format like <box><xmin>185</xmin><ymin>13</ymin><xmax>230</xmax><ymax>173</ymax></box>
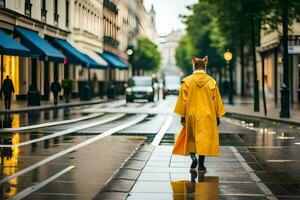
<box><xmin>219</xmin><ymin>195</ymin><xmax>268</xmax><ymax>200</ymax></box>
<box><xmin>102</xmin><ymin>179</ymin><xmax>135</xmax><ymax>193</ymax></box>
<box><xmin>219</xmin><ymin>182</ymin><xmax>264</xmax><ymax>195</ymax></box>
<box><xmin>127</xmin><ymin>193</ymin><xmax>173</xmax><ymax>200</ymax></box>
<box><xmin>170</xmin><ymin>172</ymin><xmax>253</xmax><ymax>183</ymax></box>
<box><xmin>146</xmin><ymin>161</ymin><xmax>170</xmax><ymax>167</ymax></box>
<box><xmin>114</xmin><ymin>169</ymin><xmax>141</xmax><ymax>180</ymax></box>
<box><xmin>122</xmin><ymin>160</ymin><xmax>146</xmax><ymax>170</ymax></box>
<box><xmin>131</xmin><ymin>152</ymin><xmax>152</xmax><ymax>161</ymax></box>
<box><xmin>138</xmin><ymin>172</ymin><xmax>170</xmax><ymax>181</ymax></box>
<box><xmin>93</xmin><ymin>192</ymin><xmax>128</xmax><ymax>200</ymax></box>
<box><xmin>130</xmin><ymin>181</ymin><xmax>173</xmax><ymax>193</ymax></box>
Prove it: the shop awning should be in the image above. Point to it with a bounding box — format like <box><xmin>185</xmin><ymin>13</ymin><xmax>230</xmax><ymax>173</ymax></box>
<box><xmin>15</xmin><ymin>26</ymin><xmax>65</xmax><ymax>62</ymax></box>
<box><xmin>75</xmin><ymin>46</ymin><xmax>108</xmax><ymax>69</ymax></box>
<box><xmin>100</xmin><ymin>52</ymin><xmax>128</xmax><ymax>69</ymax></box>
<box><xmin>52</xmin><ymin>38</ymin><xmax>92</xmax><ymax>67</ymax></box>
<box><xmin>0</xmin><ymin>29</ymin><xmax>30</xmax><ymax>56</ymax></box>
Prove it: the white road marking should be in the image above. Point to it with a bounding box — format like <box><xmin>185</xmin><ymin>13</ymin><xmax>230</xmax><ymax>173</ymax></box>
<box><xmin>9</xmin><ymin>166</ymin><xmax>75</xmax><ymax>200</ymax></box>
<box><xmin>152</xmin><ymin>115</ymin><xmax>174</xmax><ymax>146</ymax></box>
<box><xmin>0</xmin><ymin>113</ymin><xmax>104</xmax><ymax>133</ymax></box>
<box><xmin>0</xmin><ymin>114</ymin><xmax>125</xmax><ymax>148</ymax></box>
<box><xmin>229</xmin><ymin>146</ymin><xmax>278</xmax><ymax>200</ymax></box>
<box><xmin>266</xmin><ymin>160</ymin><xmax>297</xmax><ymax>163</ymax></box>
<box><xmin>0</xmin><ymin>114</ymin><xmax>147</xmax><ymax>185</ymax></box>
<box><xmin>76</xmin><ymin>107</ymin><xmax>173</xmax><ymax>115</ymax></box>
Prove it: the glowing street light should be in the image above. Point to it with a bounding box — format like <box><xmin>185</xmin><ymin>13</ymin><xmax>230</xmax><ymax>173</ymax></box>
<box><xmin>224</xmin><ymin>49</ymin><xmax>233</xmax><ymax>105</ymax></box>
<box><xmin>127</xmin><ymin>49</ymin><xmax>133</xmax><ymax>56</ymax></box>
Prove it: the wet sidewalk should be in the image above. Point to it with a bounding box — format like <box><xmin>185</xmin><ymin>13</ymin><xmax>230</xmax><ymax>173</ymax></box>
<box><xmin>225</xmin><ymin>97</ymin><xmax>300</xmax><ymax>125</ymax></box>
<box><xmin>95</xmin><ymin>145</ymin><xmax>278</xmax><ymax>200</ymax></box>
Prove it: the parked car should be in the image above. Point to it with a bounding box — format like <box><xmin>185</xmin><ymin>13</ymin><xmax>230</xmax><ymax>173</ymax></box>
<box><xmin>126</xmin><ymin>76</ymin><xmax>155</xmax><ymax>102</ymax></box>
<box><xmin>163</xmin><ymin>75</ymin><xmax>181</xmax><ymax>99</ymax></box>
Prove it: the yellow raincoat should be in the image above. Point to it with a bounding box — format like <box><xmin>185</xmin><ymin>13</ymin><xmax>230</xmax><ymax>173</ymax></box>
<box><xmin>172</xmin><ymin>71</ymin><xmax>225</xmax><ymax>156</ymax></box>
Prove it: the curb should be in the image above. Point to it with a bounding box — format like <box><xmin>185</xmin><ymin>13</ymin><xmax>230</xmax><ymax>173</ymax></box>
<box><xmin>93</xmin><ymin>143</ymin><xmax>154</xmax><ymax>200</ymax></box>
<box><xmin>226</xmin><ymin>111</ymin><xmax>300</xmax><ymax>126</ymax></box>
<box><xmin>0</xmin><ymin>99</ymin><xmax>106</xmax><ymax>114</ymax></box>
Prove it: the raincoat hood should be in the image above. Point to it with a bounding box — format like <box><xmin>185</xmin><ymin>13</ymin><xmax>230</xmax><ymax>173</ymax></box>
<box><xmin>191</xmin><ymin>73</ymin><xmax>211</xmax><ymax>88</ymax></box>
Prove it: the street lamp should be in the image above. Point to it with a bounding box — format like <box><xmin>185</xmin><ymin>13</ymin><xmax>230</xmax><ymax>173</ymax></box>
<box><xmin>224</xmin><ymin>49</ymin><xmax>234</xmax><ymax>105</ymax></box>
<box><xmin>127</xmin><ymin>48</ymin><xmax>133</xmax><ymax>56</ymax></box>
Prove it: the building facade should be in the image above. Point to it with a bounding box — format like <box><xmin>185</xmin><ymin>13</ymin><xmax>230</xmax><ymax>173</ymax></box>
<box><xmin>159</xmin><ymin>30</ymin><xmax>184</xmax><ymax>76</ymax></box>
<box><xmin>0</xmin><ymin>0</ymin><xmax>159</xmax><ymax>102</ymax></box>
<box><xmin>259</xmin><ymin>22</ymin><xmax>300</xmax><ymax>104</ymax></box>
<box><xmin>0</xmin><ymin>0</ymin><xmax>69</xmax><ymax>101</ymax></box>
<box><xmin>68</xmin><ymin>0</ymin><xmax>107</xmax><ymax>97</ymax></box>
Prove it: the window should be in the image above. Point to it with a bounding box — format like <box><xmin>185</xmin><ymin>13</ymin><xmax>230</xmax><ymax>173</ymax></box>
<box><xmin>0</xmin><ymin>0</ymin><xmax>5</xmax><ymax>8</ymax></box>
<box><xmin>25</xmin><ymin>0</ymin><xmax>32</xmax><ymax>17</ymax></box>
<box><xmin>41</xmin><ymin>0</ymin><xmax>47</xmax><ymax>22</ymax></box>
<box><xmin>53</xmin><ymin>0</ymin><xmax>59</xmax><ymax>25</ymax></box>
<box><xmin>66</xmin><ymin>0</ymin><xmax>69</xmax><ymax>27</ymax></box>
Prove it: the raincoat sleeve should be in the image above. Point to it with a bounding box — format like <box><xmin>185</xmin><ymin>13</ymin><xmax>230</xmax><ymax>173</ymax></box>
<box><xmin>174</xmin><ymin>81</ymin><xmax>188</xmax><ymax>116</ymax></box>
<box><xmin>213</xmin><ymin>84</ymin><xmax>225</xmax><ymax>117</ymax></box>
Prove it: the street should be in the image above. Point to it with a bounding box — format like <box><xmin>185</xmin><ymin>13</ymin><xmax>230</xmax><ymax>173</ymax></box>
<box><xmin>0</xmin><ymin>97</ymin><xmax>299</xmax><ymax>199</ymax></box>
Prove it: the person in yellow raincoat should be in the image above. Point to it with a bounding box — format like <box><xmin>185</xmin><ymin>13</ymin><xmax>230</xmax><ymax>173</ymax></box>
<box><xmin>172</xmin><ymin>55</ymin><xmax>225</xmax><ymax>171</ymax></box>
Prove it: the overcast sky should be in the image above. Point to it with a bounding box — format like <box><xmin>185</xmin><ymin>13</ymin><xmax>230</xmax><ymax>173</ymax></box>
<box><xmin>144</xmin><ymin>0</ymin><xmax>198</xmax><ymax>36</ymax></box>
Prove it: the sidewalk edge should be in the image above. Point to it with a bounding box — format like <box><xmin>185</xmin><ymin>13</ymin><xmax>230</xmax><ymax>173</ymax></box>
<box><xmin>226</xmin><ymin>111</ymin><xmax>300</xmax><ymax>126</ymax></box>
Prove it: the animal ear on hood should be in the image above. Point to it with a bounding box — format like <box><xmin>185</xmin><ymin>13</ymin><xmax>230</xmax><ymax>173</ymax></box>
<box><xmin>192</xmin><ymin>56</ymin><xmax>197</xmax><ymax>63</ymax></box>
<box><xmin>203</xmin><ymin>56</ymin><xmax>208</xmax><ymax>64</ymax></box>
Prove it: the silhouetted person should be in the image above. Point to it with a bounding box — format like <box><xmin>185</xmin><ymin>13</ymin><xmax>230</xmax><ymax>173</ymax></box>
<box><xmin>50</xmin><ymin>78</ymin><xmax>61</xmax><ymax>105</ymax></box>
<box><xmin>1</xmin><ymin>76</ymin><xmax>15</xmax><ymax>109</ymax></box>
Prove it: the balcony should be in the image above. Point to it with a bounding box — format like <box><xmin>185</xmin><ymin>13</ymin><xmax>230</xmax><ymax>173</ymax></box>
<box><xmin>0</xmin><ymin>0</ymin><xmax>5</xmax><ymax>7</ymax></box>
<box><xmin>54</xmin><ymin>13</ymin><xmax>59</xmax><ymax>25</ymax></box>
<box><xmin>104</xmin><ymin>36</ymin><xmax>119</xmax><ymax>48</ymax></box>
<box><xmin>25</xmin><ymin>3</ymin><xmax>32</xmax><ymax>17</ymax></box>
<box><xmin>41</xmin><ymin>9</ymin><xmax>47</xmax><ymax>22</ymax></box>
<box><xmin>103</xmin><ymin>0</ymin><xmax>118</xmax><ymax>14</ymax></box>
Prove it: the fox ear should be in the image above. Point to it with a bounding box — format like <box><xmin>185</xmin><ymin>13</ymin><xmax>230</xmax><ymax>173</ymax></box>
<box><xmin>203</xmin><ymin>56</ymin><xmax>208</xmax><ymax>63</ymax></box>
<box><xmin>192</xmin><ymin>56</ymin><xmax>197</xmax><ymax>63</ymax></box>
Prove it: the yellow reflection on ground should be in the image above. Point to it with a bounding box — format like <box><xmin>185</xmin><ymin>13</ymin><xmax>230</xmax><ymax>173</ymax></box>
<box><xmin>171</xmin><ymin>172</ymin><xmax>219</xmax><ymax>200</ymax></box>
<box><xmin>0</xmin><ymin>133</ymin><xmax>20</xmax><ymax>197</ymax></box>
<box><xmin>11</xmin><ymin>114</ymin><xmax>19</xmax><ymax>128</ymax></box>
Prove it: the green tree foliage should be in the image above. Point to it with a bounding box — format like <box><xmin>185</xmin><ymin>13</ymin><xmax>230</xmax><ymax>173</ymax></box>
<box><xmin>132</xmin><ymin>37</ymin><xmax>161</xmax><ymax>73</ymax></box>
<box><xmin>175</xmin><ymin>2</ymin><xmax>225</xmax><ymax>76</ymax></box>
<box><xmin>185</xmin><ymin>2</ymin><xmax>224</xmax><ymax>70</ymax></box>
<box><xmin>175</xmin><ymin>34</ymin><xmax>194</xmax><ymax>75</ymax></box>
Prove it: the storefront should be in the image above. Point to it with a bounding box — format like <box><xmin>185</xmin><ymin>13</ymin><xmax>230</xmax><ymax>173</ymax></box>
<box><xmin>0</xmin><ymin>29</ymin><xmax>30</xmax><ymax>98</ymax></box>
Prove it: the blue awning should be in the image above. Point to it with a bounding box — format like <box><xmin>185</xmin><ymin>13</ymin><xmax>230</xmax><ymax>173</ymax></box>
<box><xmin>15</xmin><ymin>26</ymin><xmax>65</xmax><ymax>62</ymax></box>
<box><xmin>0</xmin><ymin>29</ymin><xmax>30</xmax><ymax>56</ymax></box>
<box><xmin>100</xmin><ymin>52</ymin><xmax>128</xmax><ymax>69</ymax></box>
<box><xmin>52</xmin><ymin>39</ymin><xmax>106</xmax><ymax>69</ymax></box>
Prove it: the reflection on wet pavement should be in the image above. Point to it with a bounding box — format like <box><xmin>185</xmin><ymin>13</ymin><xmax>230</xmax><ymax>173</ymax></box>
<box><xmin>0</xmin><ymin>108</ymin><xmax>86</xmax><ymax>128</ymax></box>
<box><xmin>171</xmin><ymin>172</ymin><xmax>219</xmax><ymax>200</ymax></box>
<box><xmin>126</xmin><ymin>146</ymin><xmax>269</xmax><ymax>200</ymax></box>
<box><xmin>0</xmin><ymin>136</ymin><xmax>144</xmax><ymax>200</ymax></box>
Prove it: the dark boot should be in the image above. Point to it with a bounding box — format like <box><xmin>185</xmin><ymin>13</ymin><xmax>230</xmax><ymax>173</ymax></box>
<box><xmin>190</xmin><ymin>170</ymin><xmax>197</xmax><ymax>182</ymax></box>
<box><xmin>190</xmin><ymin>153</ymin><xmax>198</xmax><ymax>170</ymax></box>
<box><xmin>198</xmin><ymin>155</ymin><xmax>206</xmax><ymax>172</ymax></box>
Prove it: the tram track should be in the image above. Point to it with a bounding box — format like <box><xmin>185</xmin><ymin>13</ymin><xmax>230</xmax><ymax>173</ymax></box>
<box><xmin>0</xmin><ymin>100</ymin><xmax>175</xmax><ymax>200</ymax></box>
<box><xmin>0</xmin><ymin>100</ymin><xmax>126</xmax><ymax>133</ymax></box>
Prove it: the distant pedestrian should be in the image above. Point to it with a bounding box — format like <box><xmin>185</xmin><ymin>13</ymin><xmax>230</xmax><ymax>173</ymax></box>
<box><xmin>1</xmin><ymin>75</ymin><xmax>15</xmax><ymax>109</ymax></box>
<box><xmin>50</xmin><ymin>78</ymin><xmax>61</xmax><ymax>105</ymax></box>
<box><xmin>172</xmin><ymin>56</ymin><xmax>225</xmax><ymax>172</ymax></box>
